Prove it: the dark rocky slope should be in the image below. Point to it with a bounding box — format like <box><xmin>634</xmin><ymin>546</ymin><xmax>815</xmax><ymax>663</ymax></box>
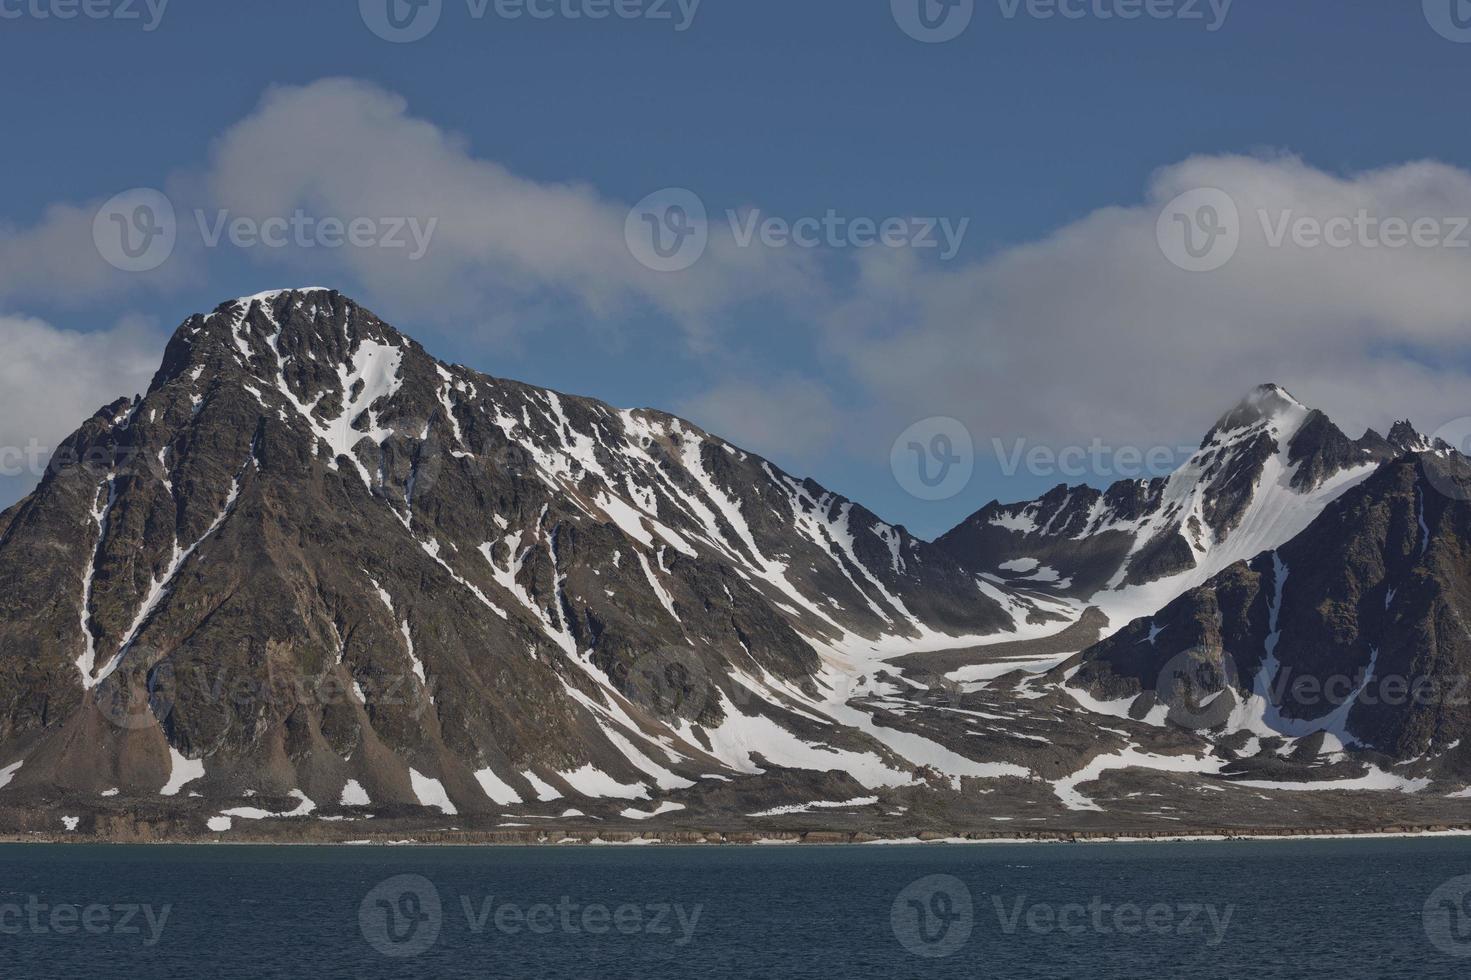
<box><xmin>0</xmin><ymin>289</ymin><xmax>1053</xmax><ymax>818</ymax></box>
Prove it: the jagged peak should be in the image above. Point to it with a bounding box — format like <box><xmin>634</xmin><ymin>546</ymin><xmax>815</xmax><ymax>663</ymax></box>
<box><xmin>150</xmin><ymin>288</ymin><xmax>397</xmax><ymax>396</ymax></box>
<box><xmin>206</xmin><ymin>286</ymin><xmax>363</xmax><ymax>317</ymax></box>
<box><xmin>1249</xmin><ymin>382</ymin><xmax>1302</xmax><ymax>403</ymax></box>
<box><xmin>232</xmin><ymin>287</ymin><xmax>334</xmax><ymax>306</ymax></box>
<box><xmin>1205</xmin><ymin>383</ymin><xmax>1311</xmax><ymax>445</ymax></box>
<box><xmin>182</xmin><ymin>287</ymin><xmax>357</xmax><ymax>337</ymax></box>
<box><xmin>1387</xmin><ymin>420</ymin><xmax>1432</xmax><ymax>453</ymax></box>
<box><xmin>1229</xmin><ymin>383</ymin><xmax>1304</xmax><ymax>419</ymax></box>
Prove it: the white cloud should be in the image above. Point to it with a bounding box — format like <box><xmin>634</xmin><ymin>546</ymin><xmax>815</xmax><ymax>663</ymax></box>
<box><xmin>3</xmin><ymin>77</ymin><xmax>820</xmax><ymax>337</ymax></box>
<box><xmin>677</xmin><ymin>376</ymin><xmax>841</xmax><ymax>458</ymax></box>
<box><xmin>822</xmin><ymin>154</ymin><xmax>1471</xmax><ymax>464</ymax></box>
<box><xmin>201</xmin><ymin>78</ymin><xmax>820</xmax><ymax>336</ymax></box>
<box><xmin>7</xmin><ymin>89</ymin><xmax>1471</xmax><ymax>513</ymax></box>
<box><xmin>0</xmin><ymin>201</ymin><xmax>187</xmax><ymax>307</ymax></box>
<box><xmin>0</xmin><ymin>313</ymin><xmax>162</xmax><ymax>471</ymax></box>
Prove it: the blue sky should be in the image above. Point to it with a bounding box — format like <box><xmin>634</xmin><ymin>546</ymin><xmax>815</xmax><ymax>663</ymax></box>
<box><xmin>3</xmin><ymin>1</ymin><xmax>1471</xmax><ymax>537</ymax></box>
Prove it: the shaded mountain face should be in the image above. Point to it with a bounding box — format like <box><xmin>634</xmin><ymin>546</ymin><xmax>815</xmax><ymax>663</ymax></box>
<box><xmin>0</xmin><ymin>289</ymin><xmax>1061</xmax><ymax>812</ymax></box>
<box><xmin>936</xmin><ymin>385</ymin><xmax>1422</xmax><ymax>622</ymax></box>
<box><xmin>1060</xmin><ymin>453</ymin><xmax>1471</xmax><ymax>780</ymax></box>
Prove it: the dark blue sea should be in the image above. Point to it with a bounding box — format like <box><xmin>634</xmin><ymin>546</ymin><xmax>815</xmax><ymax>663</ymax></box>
<box><xmin>2</xmin><ymin>838</ymin><xmax>1470</xmax><ymax>978</ymax></box>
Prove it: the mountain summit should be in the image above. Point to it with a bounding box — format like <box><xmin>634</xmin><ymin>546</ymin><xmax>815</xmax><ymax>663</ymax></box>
<box><xmin>936</xmin><ymin>382</ymin><xmax>1421</xmax><ymax>622</ymax></box>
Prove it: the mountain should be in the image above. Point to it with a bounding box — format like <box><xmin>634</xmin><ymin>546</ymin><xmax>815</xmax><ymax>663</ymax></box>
<box><xmin>934</xmin><ymin>392</ymin><xmax>1471</xmax><ymax>811</ymax></box>
<box><xmin>0</xmin><ymin>289</ymin><xmax>1072</xmax><ymax>831</ymax></box>
<box><xmin>1058</xmin><ymin>451</ymin><xmax>1471</xmax><ymax>786</ymax></box>
<box><xmin>2</xmin><ymin>292</ymin><xmax>1470</xmax><ymax>843</ymax></box>
<box><xmin>936</xmin><ymin>385</ymin><xmax>1430</xmax><ymax>626</ymax></box>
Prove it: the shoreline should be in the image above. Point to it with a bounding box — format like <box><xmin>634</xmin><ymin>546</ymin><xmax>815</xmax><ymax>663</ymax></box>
<box><xmin>6</xmin><ymin>826</ymin><xmax>1471</xmax><ymax>847</ymax></box>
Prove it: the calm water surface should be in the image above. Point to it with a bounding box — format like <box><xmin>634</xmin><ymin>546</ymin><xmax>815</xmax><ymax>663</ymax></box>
<box><xmin>1</xmin><ymin>838</ymin><xmax>1469</xmax><ymax>978</ymax></box>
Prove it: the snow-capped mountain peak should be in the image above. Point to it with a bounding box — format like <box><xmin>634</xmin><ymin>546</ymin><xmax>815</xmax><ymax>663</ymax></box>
<box><xmin>1206</xmin><ymin>383</ymin><xmax>1307</xmax><ymax>441</ymax></box>
<box><xmin>0</xmin><ymin>289</ymin><xmax>1062</xmax><ymax>813</ymax></box>
<box><xmin>937</xmin><ymin>383</ymin><xmax>1407</xmax><ymax>628</ymax></box>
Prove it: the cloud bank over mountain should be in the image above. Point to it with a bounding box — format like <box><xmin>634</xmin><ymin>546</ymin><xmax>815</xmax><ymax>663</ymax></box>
<box><xmin>5</xmin><ymin>81</ymin><xmax>1471</xmax><ymax>517</ymax></box>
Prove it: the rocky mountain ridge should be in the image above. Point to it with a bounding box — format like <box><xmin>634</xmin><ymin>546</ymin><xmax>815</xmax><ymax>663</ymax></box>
<box><xmin>0</xmin><ymin>289</ymin><xmax>1060</xmax><ymax>821</ymax></box>
<box><xmin>936</xmin><ymin>384</ymin><xmax>1437</xmax><ymax>623</ymax></box>
<box><xmin>1</xmin><ymin>290</ymin><xmax>1469</xmax><ymax>840</ymax></box>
